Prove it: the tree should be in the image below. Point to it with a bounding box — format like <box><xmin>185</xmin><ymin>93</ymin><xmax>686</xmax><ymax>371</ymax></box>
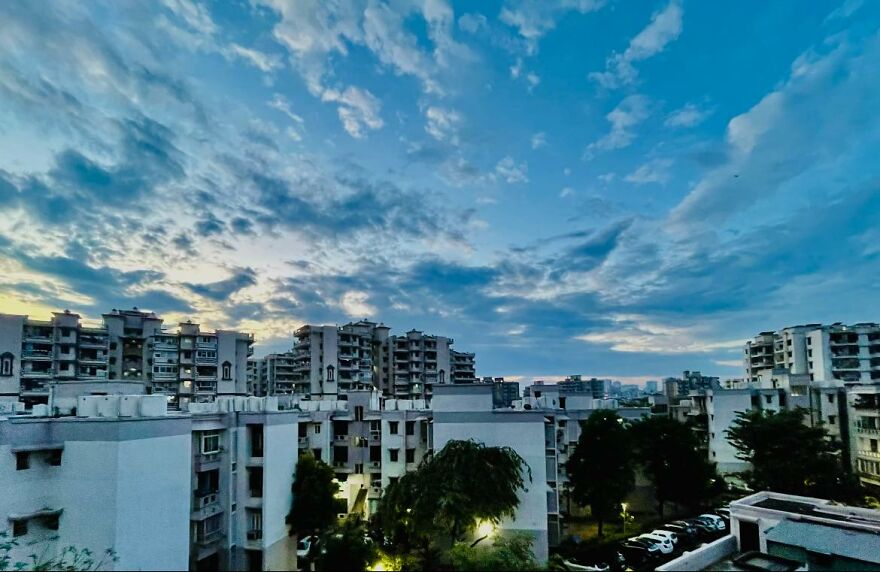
<box><xmin>725</xmin><ymin>408</ymin><xmax>862</xmax><ymax>502</ymax></box>
<box><xmin>631</xmin><ymin>416</ymin><xmax>724</xmax><ymax>518</ymax></box>
<box><xmin>447</xmin><ymin>533</ymin><xmax>537</xmax><ymax>571</ymax></box>
<box><xmin>566</xmin><ymin>410</ymin><xmax>635</xmax><ymax>537</ymax></box>
<box><xmin>287</xmin><ymin>453</ymin><xmax>346</xmax><ymax>538</ymax></box>
<box><xmin>0</xmin><ymin>531</ymin><xmax>117</xmax><ymax>571</ymax></box>
<box><xmin>314</xmin><ymin>516</ymin><xmax>377</xmax><ymax>572</ymax></box>
<box><xmin>376</xmin><ymin>440</ymin><xmax>531</xmax><ymax>568</ymax></box>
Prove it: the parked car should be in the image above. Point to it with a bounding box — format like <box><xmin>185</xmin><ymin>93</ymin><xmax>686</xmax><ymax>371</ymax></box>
<box><xmin>650</xmin><ymin>529</ymin><xmax>678</xmax><ymax>545</ymax></box>
<box><xmin>296</xmin><ymin>535</ymin><xmax>319</xmax><ymax>559</ymax></box>
<box><xmin>697</xmin><ymin>513</ymin><xmax>727</xmax><ymax>531</ymax></box>
<box><xmin>637</xmin><ymin>533</ymin><xmax>674</xmax><ymax>554</ymax></box>
<box><xmin>668</xmin><ymin>520</ymin><xmax>699</xmax><ymax>537</ymax></box>
<box><xmin>619</xmin><ymin>540</ymin><xmax>659</xmax><ymax>566</ymax></box>
<box><xmin>683</xmin><ymin>518</ymin><xmax>718</xmax><ymax>537</ymax></box>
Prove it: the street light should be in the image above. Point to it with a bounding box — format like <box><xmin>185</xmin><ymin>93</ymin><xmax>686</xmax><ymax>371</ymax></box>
<box><xmin>621</xmin><ymin>503</ymin><xmax>629</xmax><ymax>534</ymax></box>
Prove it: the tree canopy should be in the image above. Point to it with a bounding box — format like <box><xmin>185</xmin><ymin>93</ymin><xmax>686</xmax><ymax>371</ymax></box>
<box><xmin>566</xmin><ymin>410</ymin><xmax>635</xmax><ymax>536</ymax></box>
<box><xmin>287</xmin><ymin>453</ymin><xmax>346</xmax><ymax>537</ymax></box>
<box><xmin>447</xmin><ymin>533</ymin><xmax>537</xmax><ymax>571</ymax></box>
<box><xmin>725</xmin><ymin>408</ymin><xmax>862</xmax><ymax>502</ymax></box>
<box><xmin>376</xmin><ymin>439</ymin><xmax>531</xmax><ymax>566</ymax></box>
<box><xmin>314</xmin><ymin>516</ymin><xmax>377</xmax><ymax>572</ymax></box>
<box><xmin>631</xmin><ymin>416</ymin><xmax>724</xmax><ymax>517</ymax></box>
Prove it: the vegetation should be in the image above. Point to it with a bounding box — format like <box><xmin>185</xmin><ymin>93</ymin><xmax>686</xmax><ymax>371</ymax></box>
<box><xmin>725</xmin><ymin>408</ymin><xmax>862</xmax><ymax>502</ymax></box>
<box><xmin>631</xmin><ymin>416</ymin><xmax>724</xmax><ymax>518</ymax></box>
<box><xmin>287</xmin><ymin>453</ymin><xmax>347</xmax><ymax>538</ymax></box>
<box><xmin>447</xmin><ymin>533</ymin><xmax>537</xmax><ymax>571</ymax></box>
<box><xmin>314</xmin><ymin>516</ymin><xmax>377</xmax><ymax>572</ymax></box>
<box><xmin>376</xmin><ymin>439</ymin><xmax>531</xmax><ymax>569</ymax></box>
<box><xmin>0</xmin><ymin>531</ymin><xmax>117</xmax><ymax>571</ymax></box>
<box><xmin>566</xmin><ymin>410</ymin><xmax>635</xmax><ymax>537</ymax></box>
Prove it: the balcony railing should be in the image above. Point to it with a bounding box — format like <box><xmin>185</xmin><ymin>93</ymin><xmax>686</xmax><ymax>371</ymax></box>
<box><xmin>196</xmin><ymin>529</ymin><xmax>222</xmax><ymax>544</ymax></box>
<box><xmin>246</xmin><ymin>530</ymin><xmax>262</xmax><ymax>541</ymax></box>
<box><xmin>193</xmin><ymin>491</ymin><xmax>220</xmax><ymax>510</ymax></box>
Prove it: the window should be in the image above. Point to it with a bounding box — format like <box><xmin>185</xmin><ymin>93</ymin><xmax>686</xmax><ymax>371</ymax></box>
<box><xmin>439</xmin><ymin>369</ymin><xmax>446</xmax><ymax>384</ymax></box>
<box><xmin>559</xmin><ymin>397</ymin><xmax>566</xmax><ymax>409</ymax></box>
<box><xmin>45</xmin><ymin>514</ymin><xmax>60</xmax><ymax>531</ymax></box>
<box><xmin>326</xmin><ymin>365</ymin><xmax>335</xmax><ymax>382</ymax></box>
<box><xmin>12</xmin><ymin>520</ymin><xmax>26</xmax><ymax>537</ymax></box>
<box><xmin>389</xmin><ymin>421</ymin><xmax>399</xmax><ymax>435</ymax></box>
<box><xmin>48</xmin><ymin>449</ymin><xmax>63</xmax><ymax>466</ymax></box>
<box><xmin>202</xmin><ymin>433</ymin><xmax>221</xmax><ymax>454</ymax></box>
<box><xmin>16</xmin><ymin>452</ymin><xmax>29</xmax><ymax>471</ymax></box>
<box><xmin>355</xmin><ymin>406</ymin><xmax>364</xmax><ymax>421</ymax></box>
<box><xmin>405</xmin><ymin>421</ymin><xmax>415</xmax><ymax>436</ymax></box>
<box><xmin>828</xmin><ymin>415</ymin><xmax>836</xmax><ymax>425</ymax></box>
<box><xmin>765</xmin><ymin>395</ymin><xmax>773</xmax><ymax>404</ymax></box>
<box><xmin>314</xmin><ymin>424</ymin><xmax>321</xmax><ymax>434</ymax></box>
<box><xmin>828</xmin><ymin>394</ymin><xmax>835</xmax><ymax>403</ymax></box>
<box><xmin>405</xmin><ymin>448</ymin><xmax>415</xmax><ymax>463</ymax></box>
<box><xmin>389</xmin><ymin>448</ymin><xmax>400</xmax><ymax>462</ymax></box>
<box><xmin>221</xmin><ymin>361</ymin><xmax>232</xmax><ymax>380</ymax></box>
<box><xmin>0</xmin><ymin>352</ymin><xmax>13</xmax><ymax>377</ymax></box>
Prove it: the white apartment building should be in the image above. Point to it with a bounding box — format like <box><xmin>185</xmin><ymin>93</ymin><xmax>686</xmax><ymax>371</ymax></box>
<box><xmin>847</xmin><ymin>384</ymin><xmax>880</xmax><ymax>492</ymax></box>
<box><xmin>1</xmin><ymin>394</ymin><xmax>299</xmax><ymax>572</ymax></box>
<box><xmin>745</xmin><ymin>322</ymin><xmax>880</xmax><ymax>384</ymax></box>
<box><xmin>288</xmin><ymin>322</ymin><xmax>476</xmax><ymax>400</ymax></box>
<box><xmin>0</xmin><ymin>308</ymin><xmax>254</xmax><ymax>408</ymax></box>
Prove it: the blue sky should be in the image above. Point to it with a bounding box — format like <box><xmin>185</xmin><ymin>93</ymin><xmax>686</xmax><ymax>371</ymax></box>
<box><xmin>1</xmin><ymin>0</ymin><xmax>879</xmax><ymax>384</ymax></box>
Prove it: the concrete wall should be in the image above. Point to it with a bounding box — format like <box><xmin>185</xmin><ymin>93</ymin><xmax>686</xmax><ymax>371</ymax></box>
<box><xmin>656</xmin><ymin>535</ymin><xmax>736</xmax><ymax>571</ymax></box>
<box><xmin>262</xmin><ymin>418</ymin><xmax>298</xmax><ymax>571</ymax></box>
<box><xmin>0</xmin><ymin>315</ymin><xmax>24</xmax><ymax>396</ymax></box>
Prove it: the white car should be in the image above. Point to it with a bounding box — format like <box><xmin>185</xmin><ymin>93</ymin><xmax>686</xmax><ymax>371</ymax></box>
<box><xmin>296</xmin><ymin>535</ymin><xmax>318</xmax><ymax>559</ymax></box>
<box><xmin>698</xmin><ymin>514</ymin><xmax>727</xmax><ymax>531</ymax></box>
<box><xmin>635</xmin><ymin>533</ymin><xmax>674</xmax><ymax>555</ymax></box>
<box><xmin>650</xmin><ymin>529</ymin><xmax>678</xmax><ymax>545</ymax></box>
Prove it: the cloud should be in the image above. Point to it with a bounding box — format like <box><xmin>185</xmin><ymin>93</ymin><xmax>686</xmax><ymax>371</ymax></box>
<box><xmin>531</xmin><ymin>132</ymin><xmax>547</xmax><ymax>149</ymax></box>
<box><xmin>585</xmin><ymin>94</ymin><xmax>651</xmax><ymax>157</ymax></box>
<box><xmin>577</xmin><ymin>314</ymin><xmax>743</xmax><ymax>354</ymax></box>
<box><xmin>500</xmin><ymin>0</ymin><xmax>606</xmax><ymax>54</ymax></box>
<box><xmin>589</xmin><ymin>0</ymin><xmax>683</xmax><ymax>89</ymax></box>
<box><xmin>225</xmin><ymin>44</ymin><xmax>282</xmax><ymax>72</ymax></box>
<box><xmin>185</xmin><ymin>268</ymin><xmax>257</xmax><ymax>301</ymax></box>
<box><xmin>318</xmin><ymin>85</ymin><xmax>383</xmax><ymax>138</ymax></box>
<box><xmin>560</xmin><ymin>187</ymin><xmax>574</xmax><ymax>198</ymax></box>
<box><xmin>664</xmin><ymin>102</ymin><xmax>711</xmax><ymax>128</ymax></box>
<box><xmin>425</xmin><ymin>106</ymin><xmax>463</xmax><ymax>145</ymax></box>
<box><xmin>624</xmin><ymin>158</ymin><xmax>673</xmax><ymax>185</ymax></box>
<box><xmin>493</xmin><ymin>156</ymin><xmax>529</xmax><ymax>184</ymax></box>
<box><xmin>824</xmin><ymin>0</ymin><xmax>864</xmax><ymax>22</ymax></box>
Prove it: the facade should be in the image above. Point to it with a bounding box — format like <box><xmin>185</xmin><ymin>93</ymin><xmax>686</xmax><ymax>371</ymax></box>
<box><xmin>287</xmin><ymin>322</ymin><xmax>476</xmax><ymax>400</ymax></box>
<box><xmin>848</xmin><ymin>384</ymin><xmax>880</xmax><ymax>492</ymax></box>
<box><xmin>0</xmin><ymin>394</ymin><xmax>298</xmax><ymax>572</ymax></box>
<box><xmin>659</xmin><ymin>491</ymin><xmax>880</xmax><ymax>571</ymax></box>
<box><xmin>745</xmin><ymin>323</ymin><xmax>880</xmax><ymax>384</ymax></box>
<box><xmin>0</xmin><ymin>309</ymin><xmax>253</xmax><ymax>408</ymax></box>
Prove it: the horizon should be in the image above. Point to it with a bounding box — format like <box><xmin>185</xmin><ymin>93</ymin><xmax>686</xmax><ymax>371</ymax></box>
<box><xmin>2</xmin><ymin>1</ymin><xmax>879</xmax><ymax>384</ymax></box>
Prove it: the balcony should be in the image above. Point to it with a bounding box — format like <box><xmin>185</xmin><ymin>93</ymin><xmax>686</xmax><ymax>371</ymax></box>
<box><xmin>195</xmin><ymin>356</ymin><xmax>217</xmax><ymax>365</ymax></box>
<box><xmin>195</xmin><ymin>529</ymin><xmax>223</xmax><ymax>545</ymax></box>
<box><xmin>79</xmin><ymin>338</ymin><xmax>108</xmax><ymax>349</ymax></box>
<box><xmin>24</xmin><ymin>335</ymin><xmax>53</xmax><ymax>344</ymax></box>
<box><xmin>298</xmin><ymin>436</ymin><xmax>308</xmax><ymax>446</ymax></box>
<box><xmin>195</xmin><ymin>452</ymin><xmax>221</xmax><ymax>472</ymax></box>
<box><xmin>21</xmin><ymin>370</ymin><xmax>52</xmax><ymax>378</ymax></box>
<box><xmin>859</xmin><ymin>450</ymin><xmax>880</xmax><ymax>460</ymax></box>
<box><xmin>246</xmin><ymin>530</ymin><xmax>263</xmax><ymax>541</ymax></box>
<box><xmin>856</xmin><ymin>426</ymin><xmax>880</xmax><ymax>436</ymax></box>
<box><xmin>191</xmin><ymin>492</ymin><xmax>222</xmax><ymax>521</ymax></box>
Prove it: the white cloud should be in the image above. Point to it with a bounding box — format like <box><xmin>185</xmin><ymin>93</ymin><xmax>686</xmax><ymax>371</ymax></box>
<box><xmin>531</xmin><ymin>132</ymin><xmax>548</xmax><ymax>149</ymax></box>
<box><xmin>624</xmin><ymin>158</ymin><xmax>673</xmax><ymax>185</ymax></box>
<box><xmin>589</xmin><ymin>0</ymin><xmax>683</xmax><ymax>89</ymax></box>
<box><xmin>458</xmin><ymin>13</ymin><xmax>488</xmax><ymax>34</ymax></box>
<box><xmin>559</xmin><ymin>187</ymin><xmax>574</xmax><ymax>198</ymax></box>
<box><xmin>494</xmin><ymin>156</ymin><xmax>529</xmax><ymax>184</ymax></box>
<box><xmin>340</xmin><ymin>290</ymin><xmax>376</xmax><ymax>317</ymax></box>
<box><xmin>664</xmin><ymin>102</ymin><xmax>711</xmax><ymax>128</ymax></box>
<box><xmin>320</xmin><ymin>86</ymin><xmax>383</xmax><ymax>138</ymax></box>
<box><xmin>577</xmin><ymin>314</ymin><xmax>743</xmax><ymax>354</ymax></box>
<box><xmin>714</xmin><ymin>359</ymin><xmax>742</xmax><ymax>368</ymax></box>
<box><xmin>598</xmin><ymin>172</ymin><xmax>615</xmax><ymax>182</ymax></box>
<box><xmin>500</xmin><ymin>0</ymin><xmax>606</xmax><ymax>54</ymax></box>
<box><xmin>585</xmin><ymin>94</ymin><xmax>651</xmax><ymax>158</ymax></box>
<box><xmin>425</xmin><ymin>106</ymin><xmax>463</xmax><ymax>145</ymax></box>
<box><xmin>824</xmin><ymin>0</ymin><xmax>864</xmax><ymax>22</ymax></box>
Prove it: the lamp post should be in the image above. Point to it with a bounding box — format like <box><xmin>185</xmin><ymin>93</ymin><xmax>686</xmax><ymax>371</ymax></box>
<box><xmin>621</xmin><ymin>503</ymin><xmax>629</xmax><ymax>534</ymax></box>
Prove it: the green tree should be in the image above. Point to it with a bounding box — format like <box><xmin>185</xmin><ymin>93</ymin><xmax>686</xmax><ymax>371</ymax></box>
<box><xmin>566</xmin><ymin>410</ymin><xmax>635</xmax><ymax>537</ymax></box>
<box><xmin>376</xmin><ymin>439</ymin><xmax>531</xmax><ymax>568</ymax></box>
<box><xmin>631</xmin><ymin>416</ymin><xmax>723</xmax><ymax>518</ymax></box>
<box><xmin>0</xmin><ymin>531</ymin><xmax>117</xmax><ymax>571</ymax></box>
<box><xmin>314</xmin><ymin>517</ymin><xmax>377</xmax><ymax>572</ymax></box>
<box><xmin>447</xmin><ymin>533</ymin><xmax>537</xmax><ymax>571</ymax></box>
<box><xmin>725</xmin><ymin>408</ymin><xmax>862</xmax><ymax>502</ymax></box>
<box><xmin>287</xmin><ymin>453</ymin><xmax>346</xmax><ymax>538</ymax></box>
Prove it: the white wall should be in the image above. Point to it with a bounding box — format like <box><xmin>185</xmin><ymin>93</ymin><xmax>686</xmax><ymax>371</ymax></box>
<box><xmin>263</xmin><ymin>420</ymin><xmax>298</xmax><ymax>571</ymax></box>
<box><xmin>707</xmin><ymin>390</ymin><xmax>753</xmax><ymax>474</ymax></box>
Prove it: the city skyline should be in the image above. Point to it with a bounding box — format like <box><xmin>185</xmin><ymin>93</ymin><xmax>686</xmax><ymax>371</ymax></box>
<box><xmin>2</xmin><ymin>0</ymin><xmax>880</xmax><ymax>383</ymax></box>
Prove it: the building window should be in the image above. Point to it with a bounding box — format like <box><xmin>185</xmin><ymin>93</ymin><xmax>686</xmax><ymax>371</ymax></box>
<box><xmin>326</xmin><ymin>365</ymin><xmax>335</xmax><ymax>382</ymax></box>
<box><xmin>45</xmin><ymin>514</ymin><xmax>60</xmax><ymax>531</ymax></box>
<box><xmin>828</xmin><ymin>394</ymin><xmax>835</xmax><ymax>403</ymax></box>
<box><xmin>221</xmin><ymin>361</ymin><xmax>232</xmax><ymax>380</ymax></box>
<box><xmin>828</xmin><ymin>415</ymin><xmax>836</xmax><ymax>425</ymax></box>
<box><xmin>314</xmin><ymin>424</ymin><xmax>321</xmax><ymax>435</ymax></box>
<box><xmin>405</xmin><ymin>421</ymin><xmax>415</xmax><ymax>436</ymax></box>
<box><xmin>439</xmin><ymin>369</ymin><xmax>446</xmax><ymax>384</ymax></box>
<box><xmin>389</xmin><ymin>421</ymin><xmax>399</xmax><ymax>435</ymax></box>
<box><xmin>405</xmin><ymin>448</ymin><xmax>415</xmax><ymax>463</ymax></box>
<box><xmin>202</xmin><ymin>433</ymin><xmax>221</xmax><ymax>454</ymax></box>
<box><xmin>15</xmin><ymin>452</ymin><xmax>29</xmax><ymax>471</ymax></box>
<box><xmin>389</xmin><ymin>449</ymin><xmax>399</xmax><ymax>462</ymax></box>
<box><xmin>12</xmin><ymin>520</ymin><xmax>26</xmax><ymax>537</ymax></box>
<box><xmin>765</xmin><ymin>395</ymin><xmax>773</xmax><ymax>404</ymax></box>
<box><xmin>48</xmin><ymin>449</ymin><xmax>63</xmax><ymax>466</ymax></box>
<box><xmin>0</xmin><ymin>352</ymin><xmax>13</xmax><ymax>377</ymax></box>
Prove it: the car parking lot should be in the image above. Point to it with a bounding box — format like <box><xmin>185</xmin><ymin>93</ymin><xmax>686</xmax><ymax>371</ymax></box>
<box><xmin>555</xmin><ymin>507</ymin><xmax>731</xmax><ymax>571</ymax></box>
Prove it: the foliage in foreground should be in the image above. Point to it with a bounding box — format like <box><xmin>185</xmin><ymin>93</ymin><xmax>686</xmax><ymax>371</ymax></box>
<box><xmin>447</xmin><ymin>534</ymin><xmax>537</xmax><ymax>571</ymax></box>
<box><xmin>726</xmin><ymin>408</ymin><xmax>863</xmax><ymax>502</ymax></box>
<box><xmin>376</xmin><ymin>439</ymin><xmax>531</xmax><ymax>568</ymax></box>
<box><xmin>566</xmin><ymin>410</ymin><xmax>635</xmax><ymax>537</ymax></box>
<box><xmin>287</xmin><ymin>453</ymin><xmax>347</xmax><ymax>537</ymax></box>
<box><xmin>0</xmin><ymin>531</ymin><xmax>117</xmax><ymax>571</ymax></box>
<box><xmin>314</xmin><ymin>516</ymin><xmax>377</xmax><ymax>572</ymax></box>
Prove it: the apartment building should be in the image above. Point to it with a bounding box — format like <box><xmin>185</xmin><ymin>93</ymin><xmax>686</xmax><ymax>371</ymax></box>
<box><xmin>0</xmin><ymin>308</ymin><xmax>253</xmax><ymax>408</ymax></box>
<box><xmin>745</xmin><ymin>323</ymin><xmax>880</xmax><ymax>384</ymax></box>
<box><xmin>659</xmin><ymin>491</ymin><xmax>880</xmax><ymax>571</ymax></box>
<box><xmin>288</xmin><ymin>322</ymin><xmax>476</xmax><ymax>399</ymax></box>
<box><xmin>847</xmin><ymin>385</ymin><xmax>880</xmax><ymax>493</ymax></box>
<box><xmin>0</xmin><ymin>394</ymin><xmax>299</xmax><ymax>572</ymax></box>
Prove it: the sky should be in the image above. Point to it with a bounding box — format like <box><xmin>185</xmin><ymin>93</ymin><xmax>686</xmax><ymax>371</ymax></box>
<box><xmin>1</xmin><ymin>0</ymin><xmax>879</xmax><ymax>385</ymax></box>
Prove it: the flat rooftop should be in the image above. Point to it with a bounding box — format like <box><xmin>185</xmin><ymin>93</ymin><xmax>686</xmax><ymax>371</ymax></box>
<box><xmin>706</xmin><ymin>551</ymin><xmax>802</xmax><ymax>571</ymax></box>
